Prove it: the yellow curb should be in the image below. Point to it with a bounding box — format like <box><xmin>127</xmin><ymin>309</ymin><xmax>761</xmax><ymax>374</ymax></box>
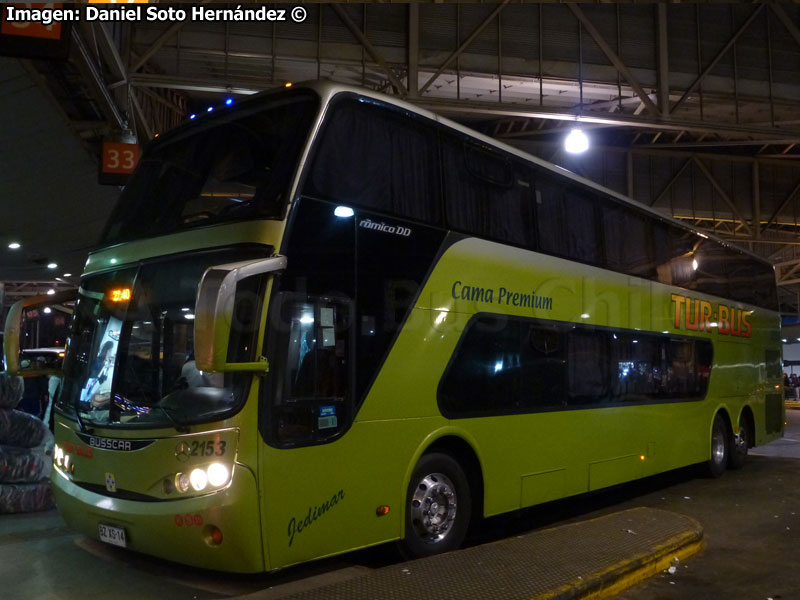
<box><xmin>577</xmin><ymin>539</ymin><xmax>704</xmax><ymax>600</ymax></box>
<box><xmin>531</xmin><ymin>524</ymin><xmax>704</xmax><ymax>600</ymax></box>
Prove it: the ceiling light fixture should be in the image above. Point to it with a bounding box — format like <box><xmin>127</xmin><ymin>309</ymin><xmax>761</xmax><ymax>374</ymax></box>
<box><xmin>564</xmin><ymin>128</ymin><xmax>589</xmax><ymax>154</ymax></box>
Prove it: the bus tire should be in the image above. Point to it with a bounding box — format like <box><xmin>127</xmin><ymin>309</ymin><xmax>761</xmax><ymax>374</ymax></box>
<box><xmin>705</xmin><ymin>413</ymin><xmax>729</xmax><ymax>478</ymax></box>
<box><xmin>400</xmin><ymin>452</ymin><xmax>471</xmax><ymax>559</ymax></box>
<box><xmin>728</xmin><ymin>413</ymin><xmax>751</xmax><ymax>470</ymax></box>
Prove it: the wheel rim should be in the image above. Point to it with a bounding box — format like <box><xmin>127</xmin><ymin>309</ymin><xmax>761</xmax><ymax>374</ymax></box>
<box><xmin>409</xmin><ymin>472</ymin><xmax>458</xmax><ymax>544</ymax></box>
<box><xmin>712</xmin><ymin>423</ymin><xmax>726</xmax><ymax>464</ymax></box>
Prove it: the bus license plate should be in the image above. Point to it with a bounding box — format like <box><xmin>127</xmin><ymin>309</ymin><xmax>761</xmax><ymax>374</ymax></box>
<box><xmin>98</xmin><ymin>524</ymin><xmax>127</xmax><ymax>548</ymax></box>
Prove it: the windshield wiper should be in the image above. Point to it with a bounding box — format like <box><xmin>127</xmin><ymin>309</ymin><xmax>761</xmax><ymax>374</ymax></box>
<box><xmin>149</xmin><ymin>404</ymin><xmax>190</xmax><ymax>434</ymax></box>
<box><xmin>75</xmin><ymin>404</ymin><xmax>87</xmax><ymax>432</ymax></box>
<box><xmin>74</xmin><ymin>395</ymin><xmax>90</xmax><ymax>433</ymax></box>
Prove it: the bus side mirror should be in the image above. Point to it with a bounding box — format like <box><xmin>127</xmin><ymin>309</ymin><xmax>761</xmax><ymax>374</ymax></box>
<box><xmin>194</xmin><ymin>255</ymin><xmax>287</xmax><ymax>373</ymax></box>
<box><xmin>3</xmin><ymin>291</ymin><xmax>76</xmax><ymax>375</ymax></box>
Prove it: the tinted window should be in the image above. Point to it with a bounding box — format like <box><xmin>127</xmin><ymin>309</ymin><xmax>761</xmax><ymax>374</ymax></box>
<box><xmin>652</xmin><ymin>220</ymin><xmax>776</xmax><ymax>309</ymax></box>
<box><xmin>267</xmin><ymin>294</ymin><xmax>353</xmax><ymax>448</ymax></box>
<box><xmin>568</xmin><ymin>330</ymin><xmax>609</xmax><ymax>403</ymax></box>
<box><xmin>442</xmin><ymin>136</ymin><xmax>535</xmax><ymax>247</ymax></box>
<box><xmin>535</xmin><ymin>176</ymin><xmax>600</xmax><ymax>264</ymax></box>
<box><xmin>727</xmin><ymin>249</ymin><xmax>776</xmax><ymax>308</ymax></box>
<box><xmin>439</xmin><ymin>315</ymin><xmax>712</xmax><ymax>417</ymax></box>
<box><xmin>690</xmin><ymin>239</ymin><xmax>729</xmax><ymax>299</ymax></box>
<box><xmin>438</xmin><ymin>316</ymin><xmax>566</xmax><ymax>414</ymax></box>
<box><xmin>654</xmin><ymin>222</ymin><xmax>695</xmax><ymax>286</ymax></box>
<box><xmin>602</xmin><ymin>201</ymin><xmax>654</xmax><ymax>278</ymax></box>
<box><xmin>307</xmin><ymin>97</ymin><xmax>440</xmax><ymax>224</ymax></box>
<box><xmin>103</xmin><ymin>93</ymin><xmax>318</xmax><ymax>244</ymax></box>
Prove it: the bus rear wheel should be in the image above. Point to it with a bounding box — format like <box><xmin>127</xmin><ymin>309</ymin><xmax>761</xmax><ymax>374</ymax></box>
<box><xmin>728</xmin><ymin>413</ymin><xmax>751</xmax><ymax>470</ymax></box>
<box><xmin>400</xmin><ymin>452</ymin><xmax>471</xmax><ymax>558</ymax></box>
<box><xmin>705</xmin><ymin>413</ymin><xmax>729</xmax><ymax>478</ymax></box>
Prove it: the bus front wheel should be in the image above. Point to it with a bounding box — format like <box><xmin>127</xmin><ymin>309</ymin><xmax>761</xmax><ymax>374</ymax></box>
<box><xmin>400</xmin><ymin>452</ymin><xmax>471</xmax><ymax>558</ymax></box>
<box><xmin>705</xmin><ymin>413</ymin><xmax>729</xmax><ymax>478</ymax></box>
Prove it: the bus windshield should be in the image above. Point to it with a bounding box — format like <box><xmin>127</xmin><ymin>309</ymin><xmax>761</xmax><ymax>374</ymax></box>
<box><xmin>56</xmin><ymin>247</ymin><xmax>269</xmax><ymax>429</ymax></box>
<box><xmin>101</xmin><ymin>91</ymin><xmax>319</xmax><ymax>244</ymax></box>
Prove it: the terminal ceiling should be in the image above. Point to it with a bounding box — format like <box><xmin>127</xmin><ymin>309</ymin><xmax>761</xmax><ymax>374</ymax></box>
<box><xmin>2</xmin><ymin>2</ymin><xmax>800</xmax><ymax>315</ymax></box>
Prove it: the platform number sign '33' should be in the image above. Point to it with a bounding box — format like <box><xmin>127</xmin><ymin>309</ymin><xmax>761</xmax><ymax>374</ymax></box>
<box><xmin>99</xmin><ymin>142</ymin><xmax>139</xmax><ymax>185</ymax></box>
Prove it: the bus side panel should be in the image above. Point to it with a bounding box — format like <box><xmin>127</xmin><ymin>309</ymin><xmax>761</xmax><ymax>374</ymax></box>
<box><xmin>259</xmin><ymin>417</ymin><xmax>444</xmax><ymax>570</ymax></box>
<box><xmin>367</xmin><ymin>237</ymin><xmax>778</xmax><ymax>516</ymax></box>
<box><xmin>258</xmin><ymin>236</ymin><xmax>780</xmax><ymax>568</ymax></box>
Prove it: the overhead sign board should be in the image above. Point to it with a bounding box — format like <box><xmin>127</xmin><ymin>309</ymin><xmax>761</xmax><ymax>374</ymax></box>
<box><xmin>99</xmin><ymin>141</ymin><xmax>140</xmax><ymax>186</ymax></box>
<box><xmin>0</xmin><ymin>3</ymin><xmax>71</xmax><ymax>59</ymax></box>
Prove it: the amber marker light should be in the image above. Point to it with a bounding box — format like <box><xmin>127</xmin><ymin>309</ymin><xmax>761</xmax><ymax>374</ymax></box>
<box><xmin>376</xmin><ymin>505</ymin><xmax>390</xmax><ymax>516</ymax></box>
<box><xmin>109</xmin><ymin>288</ymin><xmax>132</xmax><ymax>302</ymax></box>
<box><xmin>640</xmin><ymin>455</ymin><xmax>646</xmax><ymax>461</ymax></box>
<box><xmin>284</xmin><ymin>82</ymin><xmax>293</xmax><ymax>88</ymax></box>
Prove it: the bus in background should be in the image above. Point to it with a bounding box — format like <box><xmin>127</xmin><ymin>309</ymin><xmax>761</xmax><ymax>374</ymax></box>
<box><xmin>4</xmin><ymin>82</ymin><xmax>782</xmax><ymax>572</ymax></box>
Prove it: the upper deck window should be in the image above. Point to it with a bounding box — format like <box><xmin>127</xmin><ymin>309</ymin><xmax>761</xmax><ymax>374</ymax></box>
<box><xmin>306</xmin><ymin>96</ymin><xmax>441</xmax><ymax>224</ymax></box>
<box><xmin>442</xmin><ymin>134</ymin><xmax>535</xmax><ymax>248</ymax></box>
<box><xmin>101</xmin><ymin>92</ymin><xmax>319</xmax><ymax>244</ymax></box>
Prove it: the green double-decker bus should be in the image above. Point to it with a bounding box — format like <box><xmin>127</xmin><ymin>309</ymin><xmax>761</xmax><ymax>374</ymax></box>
<box><xmin>5</xmin><ymin>82</ymin><xmax>782</xmax><ymax>572</ymax></box>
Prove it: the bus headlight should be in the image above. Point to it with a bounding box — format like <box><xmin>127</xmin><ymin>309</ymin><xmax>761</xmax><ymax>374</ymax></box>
<box><xmin>175</xmin><ymin>472</ymin><xmax>190</xmax><ymax>493</ymax></box>
<box><xmin>190</xmin><ymin>468</ymin><xmax>208</xmax><ymax>491</ymax></box>
<box><xmin>172</xmin><ymin>464</ymin><xmax>231</xmax><ymax>494</ymax></box>
<box><xmin>54</xmin><ymin>445</ymin><xmax>64</xmax><ymax>467</ymax></box>
<box><xmin>207</xmin><ymin>463</ymin><xmax>229</xmax><ymax>487</ymax></box>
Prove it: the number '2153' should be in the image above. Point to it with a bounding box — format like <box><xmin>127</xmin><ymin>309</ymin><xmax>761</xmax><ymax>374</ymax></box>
<box><xmin>190</xmin><ymin>440</ymin><xmax>226</xmax><ymax>457</ymax></box>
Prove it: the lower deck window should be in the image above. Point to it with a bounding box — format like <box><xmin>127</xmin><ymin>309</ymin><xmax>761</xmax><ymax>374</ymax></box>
<box><xmin>438</xmin><ymin>314</ymin><xmax>712</xmax><ymax>417</ymax></box>
<box><xmin>266</xmin><ymin>293</ymin><xmax>353</xmax><ymax>446</ymax></box>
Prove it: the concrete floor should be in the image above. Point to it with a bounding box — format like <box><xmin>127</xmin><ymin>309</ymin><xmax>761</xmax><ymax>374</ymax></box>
<box><xmin>2</xmin><ymin>411</ymin><xmax>800</xmax><ymax>600</ymax></box>
<box><xmin>609</xmin><ymin>410</ymin><xmax>800</xmax><ymax>600</ymax></box>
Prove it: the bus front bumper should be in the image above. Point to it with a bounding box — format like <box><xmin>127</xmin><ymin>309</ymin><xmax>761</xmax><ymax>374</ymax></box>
<box><xmin>51</xmin><ymin>464</ymin><xmax>266</xmax><ymax>573</ymax></box>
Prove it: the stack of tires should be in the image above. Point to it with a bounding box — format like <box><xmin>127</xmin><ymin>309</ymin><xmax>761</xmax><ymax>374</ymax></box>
<box><xmin>0</xmin><ymin>373</ymin><xmax>54</xmax><ymax>513</ymax></box>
